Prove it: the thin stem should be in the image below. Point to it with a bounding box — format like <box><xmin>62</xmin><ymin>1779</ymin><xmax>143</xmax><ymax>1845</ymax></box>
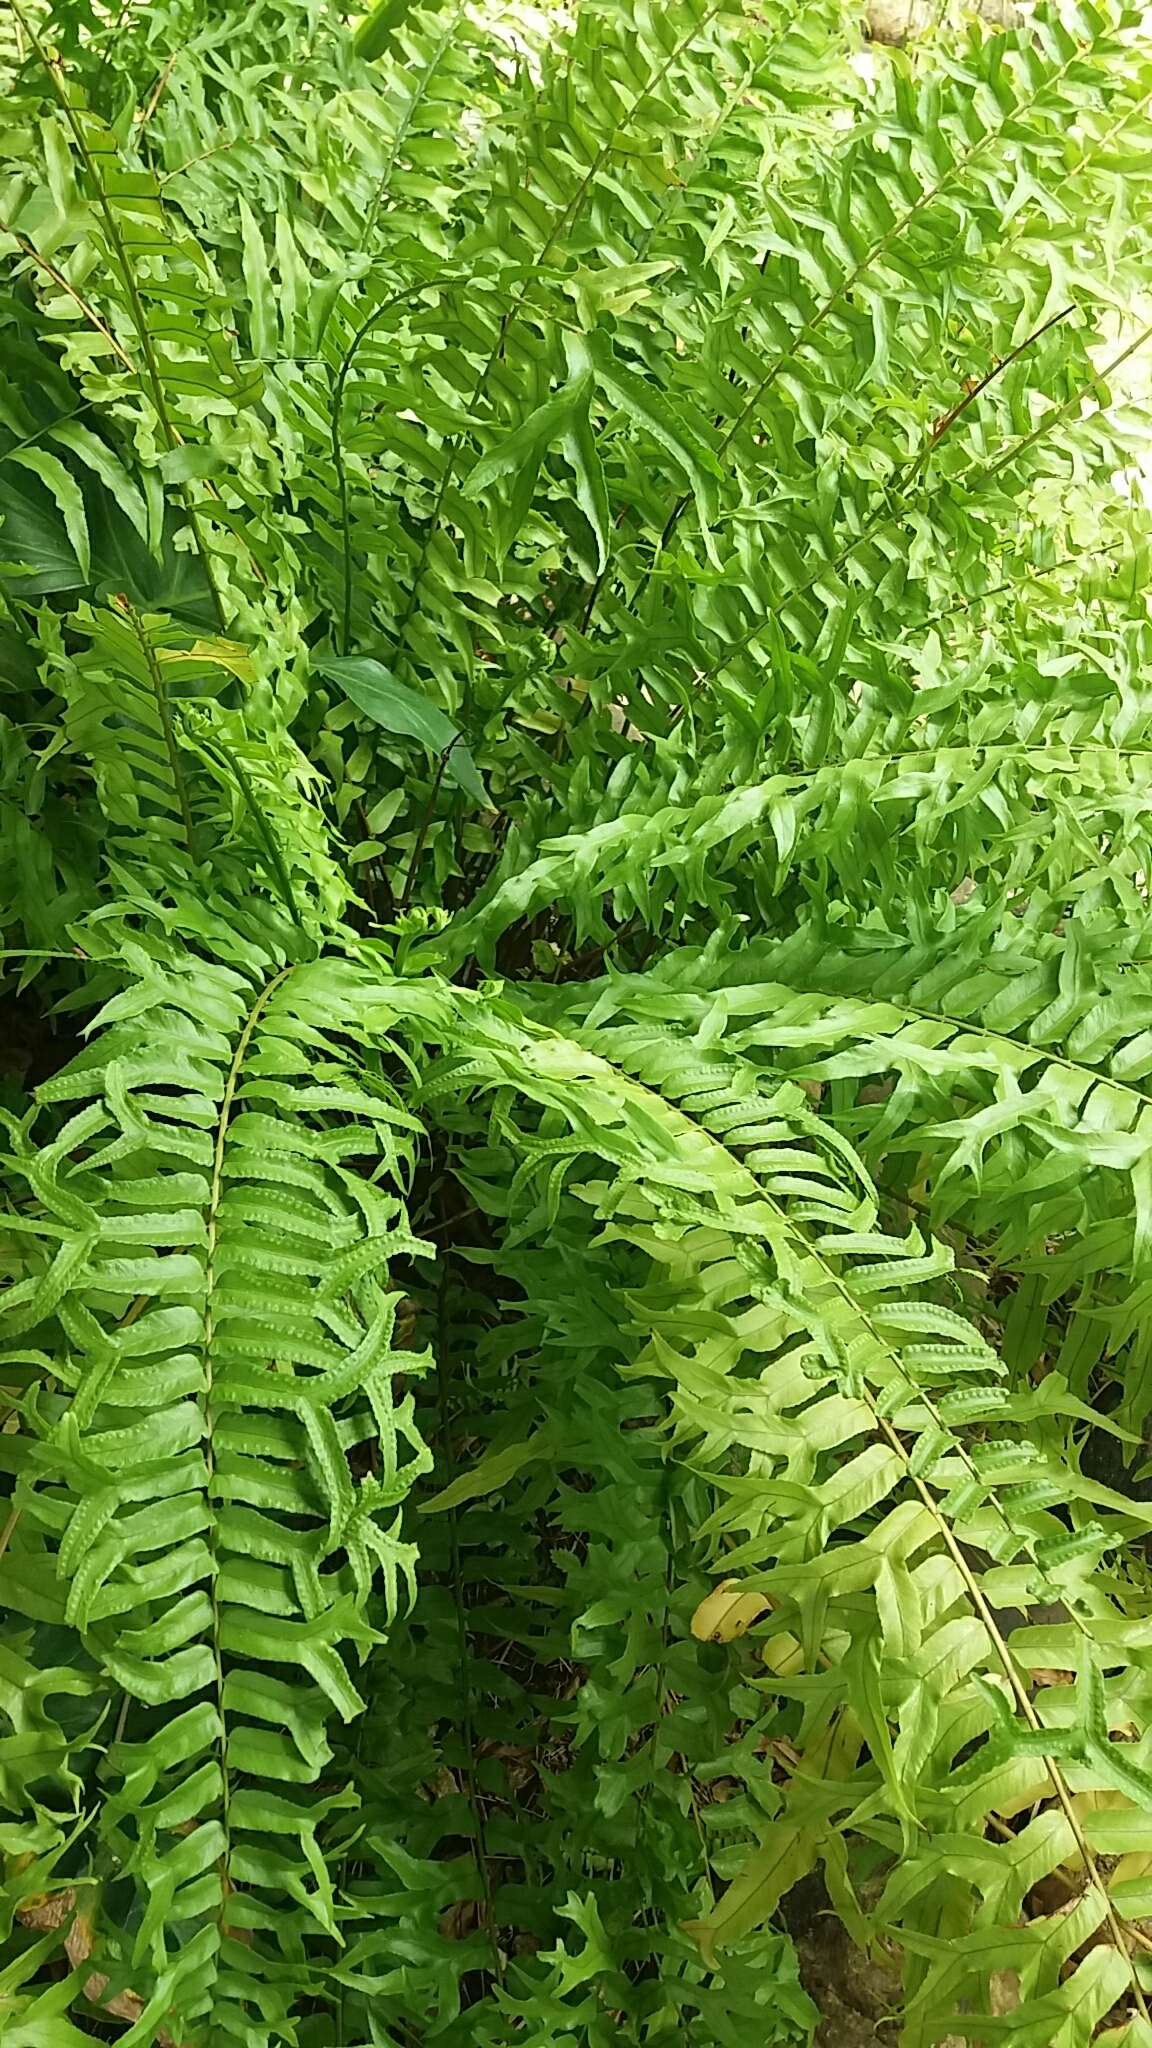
<box><xmin>399</xmin><ymin>737</ymin><xmax>462</xmax><ymax>911</ymax></box>
<box><xmin>983</xmin><ymin>317</ymin><xmax>1152</xmax><ymax>482</ymax></box>
<box><xmin>647</xmin><ymin>307</ymin><xmax>1076</xmax><ymax>728</ymax></box>
<box><xmin>202</xmin><ymin>967</ymin><xmax>294</xmax><ymax>1936</ymax></box>
<box><xmin>910</xmin><ymin>537</ymin><xmax>1123</xmax><ymax>635</ymax></box>
<box><xmin>139</xmin><ymin>48</ymin><xmax>179</xmax><ymax>131</ymax></box>
<box><xmin>330</xmin><ymin>275</ymin><xmax>469</xmax><ymax>655</ymax></box>
<box><xmin>118</xmin><ymin>598</ymin><xmax>201</xmax><ymax>867</ymax></box>
<box><xmin>158</xmin><ymin>140</ymin><xmax>235</xmax><ymax>186</ymax></box>
<box><xmin>876</xmin><ymin>1404</ymin><xmax>1150</xmax><ymax>2025</ymax></box>
<box><xmin>580</xmin><ymin>42</ymin><xmax>1128</xmax><ymax>645</ymax></box>
<box><xmin>679</xmin><ymin>318</ymin><xmax>1152</xmax><ymax>723</ymax></box>
<box><xmin>0</xmin><ymin>398</ymin><xmax>100</xmax><ymax>466</ymax></box>
<box><xmin>0</xmin><ymin>949</ymin><xmax>88</xmax><ymax>964</ymax></box>
<box><xmin>647</xmin><ymin>1059</ymin><xmax>1152</xmax><ymax>2022</ymax></box>
<box><xmin>928</xmin><ymin>305</ymin><xmax>1075</xmax><ymax>448</ymax></box>
<box><xmin>393</xmin><ymin>5</ymin><xmax>720</xmax><ymax>664</ymax></box>
<box><xmin>884</xmin><ymin>303</ymin><xmax>1075</xmax><ymax>505</ymax></box>
<box><xmin>0</xmin><ymin>219</ymin><xmax>138</xmax><ymax>373</ymax></box>
<box><xmin>362</xmin><ymin>7</ymin><xmax>461</xmax><ymax>245</ymax></box>
<box><xmin>0</xmin><ymin>1504</ymin><xmax>23</xmax><ymax>1564</ymax></box>
<box><xmin>187</xmin><ymin>724</ymin><xmax>306</xmax><ymax>935</ymax></box>
<box><xmin>716</xmin><ymin>32</ymin><xmax>1094</xmax><ymax>468</ymax></box>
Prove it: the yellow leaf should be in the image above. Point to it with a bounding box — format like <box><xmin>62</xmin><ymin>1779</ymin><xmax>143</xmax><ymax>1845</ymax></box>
<box><xmin>157</xmin><ymin>637</ymin><xmax>255</xmax><ymax>683</ymax></box>
<box><xmin>761</xmin><ymin>1630</ymin><xmax>805</xmax><ymax>1676</ymax></box>
<box><xmin>691</xmin><ymin>1579</ymin><xmax>771</xmax><ymax>1644</ymax></box>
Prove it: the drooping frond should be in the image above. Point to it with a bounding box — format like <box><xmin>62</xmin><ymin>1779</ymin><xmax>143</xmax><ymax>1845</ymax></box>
<box><xmin>539</xmin><ymin>915</ymin><xmax>1152</xmax><ymax>1407</ymax></box>
<box><xmin>409</xmin><ymin>987</ymin><xmax>1152</xmax><ymax>2039</ymax></box>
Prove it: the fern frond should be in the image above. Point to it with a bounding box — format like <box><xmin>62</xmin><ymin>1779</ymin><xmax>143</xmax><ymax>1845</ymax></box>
<box><xmin>47</xmin><ymin>601</ymin><xmax>208</xmax><ymax>863</ymax></box>
<box><xmin>549</xmin><ymin>917</ymin><xmax>1152</xmax><ymax>1397</ymax></box>
<box><xmin>442</xmin><ymin>742</ymin><xmax>1152</xmax><ymax>966</ymax></box>
<box><xmin>413</xmin><ymin>985</ymin><xmax>1152</xmax><ymax>2038</ymax></box>
<box><xmin>0</xmin><ymin>941</ymin><xmax>432</xmax><ymax>2040</ymax></box>
<box><xmin>7</xmin><ymin>0</ymin><xmax>1152</xmax><ymax>2039</ymax></box>
<box><xmin>39</xmin><ymin>603</ymin><xmax>350</xmax><ymax>939</ymax></box>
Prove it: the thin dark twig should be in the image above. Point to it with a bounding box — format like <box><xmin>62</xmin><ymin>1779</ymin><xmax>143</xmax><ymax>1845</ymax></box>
<box><xmin>399</xmin><ymin>736</ymin><xmax>463</xmax><ymax>911</ymax></box>
<box><xmin>393</xmin><ymin>5</ymin><xmax>721</xmax><ymax>666</ymax></box>
<box><xmin>983</xmin><ymin>315</ymin><xmax>1152</xmax><ymax>481</ymax></box>
<box><xmin>673</xmin><ymin>306</ymin><xmax>1141</xmax><ymax>729</ymax></box>
<box><xmin>330</xmin><ymin>274</ymin><xmax>469</xmax><ymax>656</ymax></box>
<box><xmin>566</xmin><ymin>312</ymin><xmax>1083</xmax><ymax>761</ymax></box>
<box><xmin>557</xmin><ymin>914</ymin><xmax>640</xmax><ymax>981</ymax></box>
<box><xmin>911</xmin><ymin>536</ymin><xmax>1124</xmax><ymax>636</ymax></box>
<box><xmin>0</xmin><ymin>220</ymin><xmax>138</xmax><ymax>373</ymax></box>
<box><xmin>139</xmin><ymin>48</ymin><xmax>179</xmax><ymax>130</ymax></box>
<box><xmin>159</xmin><ymin>140</ymin><xmax>236</xmax><ymax>186</ymax></box>
<box><xmin>578</xmin><ymin>36</ymin><xmax>1110</xmax><ymax>647</ymax></box>
<box><xmin>353</xmin><ymin>799</ymin><xmax>389</xmax><ymax>922</ymax></box>
<box><xmin>932</xmin><ymin>307</ymin><xmax>1075</xmax><ymax>443</ymax></box>
<box><xmin>362</xmin><ymin>6</ymin><xmax>461</xmax><ymax>244</ymax></box>
<box><xmin>886</xmin><ymin>304</ymin><xmax>1076</xmax><ymax>503</ymax></box>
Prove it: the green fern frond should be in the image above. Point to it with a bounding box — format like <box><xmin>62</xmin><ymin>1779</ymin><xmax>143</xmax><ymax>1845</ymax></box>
<box><xmin>7</xmin><ymin>0</ymin><xmax>1152</xmax><ymax>2039</ymax></box>
<box><xmin>547</xmin><ymin>918</ymin><xmax>1152</xmax><ymax>1403</ymax></box>
<box><xmin>38</xmin><ymin>602</ymin><xmax>350</xmax><ymax>939</ymax></box>
<box><xmin>442</xmin><ymin>742</ymin><xmax>1152</xmax><ymax>966</ymax></box>
<box><xmin>0</xmin><ymin>942</ymin><xmax>432</xmax><ymax>2040</ymax></box>
<box><xmin>412</xmin><ymin>986</ymin><xmax>1152</xmax><ymax>2035</ymax></box>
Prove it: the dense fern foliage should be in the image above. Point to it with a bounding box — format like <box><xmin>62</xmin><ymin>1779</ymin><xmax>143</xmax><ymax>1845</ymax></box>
<box><xmin>4</xmin><ymin>0</ymin><xmax>1152</xmax><ymax>2040</ymax></box>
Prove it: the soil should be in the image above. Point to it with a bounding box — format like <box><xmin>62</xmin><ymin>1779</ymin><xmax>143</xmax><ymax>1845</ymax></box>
<box><xmin>782</xmin><ymin>1876</ymin><xmax>901</xmax><ymax>2046</ymax></box>
<box><xmin>0</xmin><ymin>987</ymin><xmax>83</xmax><ymax>1094</ymax></box>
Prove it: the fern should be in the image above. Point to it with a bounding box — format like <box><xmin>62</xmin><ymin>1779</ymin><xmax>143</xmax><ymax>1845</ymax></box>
<box><xmin>555</xmin><ymin>916</ymin><xmax>1152</xmax><ymax>1397</ymax></box>
<box><xmin>415</xmin><ymin>989</ymin><xmax>1152</xmax><ymax>2041</ymax></box>
<box><xmin>1</xmin><ymin>936</ymin><xmax>431</xmax><ymax>2036</ymax></box>
<box><xmin>6</xmin><ymin>0</ymin><xmax>1152</xmax><ymax>2040</ymax></box>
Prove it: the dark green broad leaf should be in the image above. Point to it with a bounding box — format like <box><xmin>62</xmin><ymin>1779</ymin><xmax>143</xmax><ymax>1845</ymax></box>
<box><xmin>0</xmin><ymin>460</ymin><xmax>216</xmax><ymax>628</ymax></box>
<box><xmin>315</xmin><ymin>656</ymin><xmax>487</xmax><ymax>803</ymax></box>
<box><xmin>0</xmin><ymin>620</ymin><xmax>42</xmax><ymax>693</ymax></box>
<box><xmin>0</xmin><ymin>463</ymin><xmax>86</xmax><ymax>595</ymax></box>
<box><xmin>88</xmin><ymin>493</ymin><xmax>217</xmax><ymax>630</ymax></box>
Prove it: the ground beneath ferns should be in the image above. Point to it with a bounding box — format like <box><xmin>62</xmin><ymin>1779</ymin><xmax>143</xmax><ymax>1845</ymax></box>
<box><xmin>784</xmin><ymin>1878</ymin><xmax>900</xmax><ymax>2045</ymax></box>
